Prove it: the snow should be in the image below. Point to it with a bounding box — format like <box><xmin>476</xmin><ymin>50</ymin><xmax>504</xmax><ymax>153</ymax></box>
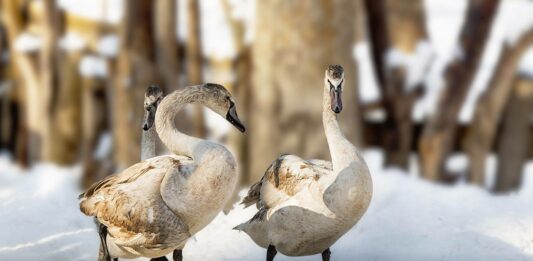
<box><xmin>385</xmin><ymin>41</ymin><xmax>434</xmax><ymax>91</ymax></box>
<box><xmin>93</xmin><ymin>132</ymin><xmax>113</xmax><ymax>160</ymax></box>
<box><xmin>59</xmin><ymin>32</ymin><xmax>87</xmax><ymax>51</ymax></box>
<box><xmin>79</xmin><ymin>55</ymin><xmax>108</xmax><ymax>78</ymax></box>
<box><xmin>1</xmin><ymin>150</ymin><xmax>532</xmax><ymax>261</ymax></box>
<box><xmin>97</xmin><ymin>35</ymin><xmax>119</xmax><ymax>58</ymax></box>
<box><xmin>518</xmin><ymin>48</ymin><xmax>533</xmax><ymax>77</ymax></box>
<box><xmin>13</xmin><ymin>33</ymin><xmax>42</xmax><ymax>53</ymax></box>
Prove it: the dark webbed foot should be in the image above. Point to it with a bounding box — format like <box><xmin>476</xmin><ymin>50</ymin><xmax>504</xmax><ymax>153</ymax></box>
<box><xmin>321</xmin><ymin>248</ymin><xmax>331</xmax><ymax>261</ymax></box>
<box><xmin>173</xmin><ymin>249</ymin><xmax>183</xmax><ymax>261</ymax></box>
<box><xmin>150</xmin><ymin>257</ymin><xmax>168</xmax><ymax>261</ymax></box>
<box><xmin>267</xmin><ymin>245</ymin><xmax>277</xmax><ymax>261</ymax></box>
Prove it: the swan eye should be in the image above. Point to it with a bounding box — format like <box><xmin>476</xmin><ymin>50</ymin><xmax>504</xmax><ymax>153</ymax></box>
<box><xmin>328</xmin><ymin>80</ymin><xmax>335</xmax><ymax>90</ymax></box>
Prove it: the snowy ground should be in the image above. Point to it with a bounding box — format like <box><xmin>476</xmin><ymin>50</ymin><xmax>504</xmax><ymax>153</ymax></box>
<box><xmin>0</xmin><ymin>150</ymin><xmax>532</xmax><ymax>261</ymax></box>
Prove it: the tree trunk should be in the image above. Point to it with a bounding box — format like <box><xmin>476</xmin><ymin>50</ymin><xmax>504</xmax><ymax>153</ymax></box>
<box><xmin>50</xmin><ymin>51</ymin><xmax>82</xmax><ymax>165</ymax></box>
<box><xmin>464</xmin><ymin>30</ymin><xmax>533</xmax><ymax>186</ymax></box>
<box><xmin>418</xmin><ymin>0</ymin><xmax>499</xmax><ymax>181</ymax></box>
<box><xmin>365</xmin><ymin>0</ymin><xmax>429</xmax><ymax>168</ymax></box>
<box><xmin>222</xmin><ymin>0</ymin><xmax>251</xmax><ymax>184</ymax></box>
<box><xmin>186</xmin><ymin>0</ymin><xmax>206</xmax><ymax>138</ymax></box>
<box><xmin>154</xmin><ymin>0</ymin><xmax>178</xmax><ymax>92</ymax></box>
<box><xmin>493</xmin><ymin>76</ymin><xmax>533</xmax><ymax>193</ymax></box>
<box><xmin>81</xmin><ymin>77</ymin><xmax>112</xmax><ymax>187</ymax></box>
<box><xmin>249</xmin><ymin>0</ymin><xmax>362</xmax><ymax>181</ymax></box>
<box><xmin>112</xmin><ymin>0</ymin><xmax>158</xmax><ymax>169</ymax></box>
<box><xmin>40</xmin><ymin>0</ymin><xmax>63</xmax><ymax>162</ymax></box>
<box><xmin>385</xmin><ymin>0</ymin><xmax>427</xmax><ymax>53</ymax></box>
<box><xmin>2</xmin><ymin>0</ymin><xmax>40</xmax><ymax>164</ymax></box>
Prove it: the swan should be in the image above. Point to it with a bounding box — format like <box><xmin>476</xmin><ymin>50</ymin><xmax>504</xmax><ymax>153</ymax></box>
<box><xmin>235</xmin><ymin>65</ymin><xmax>372</xmax><ymax>261</ymax></box>
<box><xmin>141</xmin><ymin>85</ymin><xmax>164</xmax><ymax>161</ymax></box>
<box><xmin>80</xmin><ymin>83</ymin><xmax>245</xmax><ymax>261</ymax></box>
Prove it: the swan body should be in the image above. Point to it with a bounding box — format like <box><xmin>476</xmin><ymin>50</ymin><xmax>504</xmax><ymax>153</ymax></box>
<box><xmin>80</xmin><ymin>84</ymin><xmax>245</xmax><ymax>259</ymax></box>
<box><xmin>236</xmin><ymin>65</ymin><xmax>372</xmax><ymax>258</ymax></box>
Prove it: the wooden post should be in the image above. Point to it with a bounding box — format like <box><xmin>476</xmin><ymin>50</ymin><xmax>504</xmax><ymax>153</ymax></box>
<box><xmin>186</xmin><ymin>0</ymin><xmax>206</xmax><ymax>138</ymax></box>
<box><xmin>364</xmin><ymin>0</ymin><xmax>429</xmax><ymax>168</ymax></box>
<box><xmin>418</xmin><ymin>0</ymin><xmax>499</xmax><ymax>181</ymax></box>
<box><xmin>464</xmin><ymin>30</ymin><xmax>533</xmax><ymax>186</ymax></box>
<box><xmin>493</xmin><ymin>76</ymin><xmax>533</xmax><ymax>193</ymax></box>
<box><xmin>112</xmin><ymin>0</ymin><xmax>158</xmax><ymax>169</ymax></box>
<box><xmin>154</xmin><ymin>0</ymin><xmax>179</xmax><ymax>92</ymax></box>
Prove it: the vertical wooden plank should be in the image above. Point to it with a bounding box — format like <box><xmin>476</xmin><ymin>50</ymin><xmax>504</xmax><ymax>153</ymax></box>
<box><xmin>494</xmin><ymin>76</ymin><xmax>533</xmax><ymax>193</ymax></box>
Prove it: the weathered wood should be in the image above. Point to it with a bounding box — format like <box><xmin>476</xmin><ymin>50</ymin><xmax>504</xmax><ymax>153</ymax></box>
<box><xmin>362</xmin><ymin>120</ymin><xmax>533</xmax><ymax>160</ymax></box>
<box><xmin>419</xmin><ymin>0</ymin><xmax>499</xmax><ymax>181</ymax></box>
<box><xmin>1</xmin><ymin>0</ymin><xmax>41</xmax><ymax>164</ymax></box>
<box><xmin>81</xmin><ymin>77</ymin><xmax>112</xmax><ymax>187</ymax></box>
<box><xmin>249</xmin><ymin>0</ymin><xmax>362</xmax><ymax>181</ymax></box>
<box><xmin>222</xmin><ymin>0</ymin><xmax>251</xmax><ymax>184</ymax></box>
<box><xmin>364</xmin><ymin>0</ymin><xmax>389</xmax><ymax>89</ymax></box>
<box><xmin>186</xmin><ymin>0</ymin><xmax>206</xmax><ymax>138</ymax></box>
<box><xmin>464</xmin><ymin>30</ymin><xmax>533</xmax><ymax>185</ymax></box>
<box><xmin>154</xmin><ymin>0</ymin><xmax>178</xmax><ymax>93</ymax></box>
<box><xmin>365</xmin><ymin>0</ymin><xmax>429</xmax><ymax>168</ymax></box>
<box><xmin>493</xmin><ymin>77</ymin><xmax>533</xmax><ymax>193</ymax></box>
<box><xmin>112</xmin><ymin>0</ymin><xmax>158</xmax><ymax>169</ymax></box>
<box><xmin>385</xmin><ymin>0</ymin><xmax>428</xmax><ymax>53</ymax></box>
<box><xmin>40</xmin><ymin>0</ymin><xmax>63</xmax><ymax>162</ymax></box>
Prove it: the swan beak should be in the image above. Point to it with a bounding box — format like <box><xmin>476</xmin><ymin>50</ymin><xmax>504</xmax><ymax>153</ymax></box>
<box><xmin>330</xmin><ymin>87</ymin><xmax>343</xmax><ymax>114</ymax></box>
<box><xmin>226</xmin><ymin>104</ymin><xmax>246</xmax><ymax>133</ymax></box>
<box><xmin>142</xmin><ymin>105</ymin><xmax>156</xmax><ymax>131</ymax></box>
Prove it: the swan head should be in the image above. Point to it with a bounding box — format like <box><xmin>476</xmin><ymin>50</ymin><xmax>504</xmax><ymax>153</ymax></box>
<box><xmin>202</xmin><ymin>83</ymin><xmax>246</xmax><ymax>133</ymax></box>
<box><xmin>325</xmin><ymin>65</ymin><xmax>344</xmax><ymax>114</ymax></box>
<box><xmin>143</xmin><ymin>85</ymin><xmax>164</xmax><ymax>131</ymax></box>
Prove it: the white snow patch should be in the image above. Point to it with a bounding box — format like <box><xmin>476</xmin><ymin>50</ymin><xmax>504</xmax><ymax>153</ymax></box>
<box><xmin>518</xmin><ymin>47</ymin><xmax>533</xmax><ymax>77</ymax></box>
<box><xmin>445</xmin><ymin>153</ymin><xmax>469</xmax><ymax>174</ymax></box>
<box><xmin>385</xmin><ymin>41</ymin><xmax>434</xmax><ymax>91</ymax></box>
<box><xmin>97</xmin><ymin>35</ymin><xmax>119</xmax><ymax>58</ymax></box>
<box><xmin>354</xmin><ymin>42</ymin><xmax>381</xmax><ymax>103</ymax></box>
<box><xmin>79</xmin><ymin>55</ymin><xmax>108</xmax><ymax>78</ymax></box>
<box><xmin>14</xmin><ymin>33</ymin><xmax>42</xmax><ymax>53</ymax></box>
<box><xmin>59</xmin><ymin>32</ymin><xmax>87</xmax><ymax>51</ymax></box>
<box><xmin>94</xmin><ymin>132</ymin><xmax>112</xmax><ymax>160</ymax></box>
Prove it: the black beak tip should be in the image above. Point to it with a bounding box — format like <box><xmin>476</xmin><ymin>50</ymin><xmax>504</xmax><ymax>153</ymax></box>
<box><xmin>239</xmin><ymin>126</ymin><xmax>246</xmax><ymax>133</ymax></box>
<box><xmin>142</xmin><ymin>124</ymin><xmax>149</xmax><ymax>131</ymax></box>
<box><xmin>333</xmin><ymin>107</ymin><xmax>342</xmax><ymax>114</ymax></box>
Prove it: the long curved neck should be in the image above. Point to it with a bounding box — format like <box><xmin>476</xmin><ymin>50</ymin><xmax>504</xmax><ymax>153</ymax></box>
<box><xmin>155</xmin><ymin>86</ymin><xmax>207</xmax><ymax>159</ymax></box>
<box><xmin>141</xmin><ymin>128</ymin><xmax>157</xmax><ymax>160</ymax></box>
<box><xmin>322</xmin><ymin>84</ymin><xmax>360</xmax><ymax>173</ymax></box>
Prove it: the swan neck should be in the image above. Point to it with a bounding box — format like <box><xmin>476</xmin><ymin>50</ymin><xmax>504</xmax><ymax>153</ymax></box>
<box><xmin>155</xmin><ymin>88</ymin><xmax>204</xmax><ymax>159</ymax></box>
<box><xmin>141</xmin><ymin>128</ymin><xmax>157</xmax><ymax>160</ymax></box>
<box><xmin>323</xmin><ymin>84</ymin><xmax>354</xmax><ymax>172</ymax></box>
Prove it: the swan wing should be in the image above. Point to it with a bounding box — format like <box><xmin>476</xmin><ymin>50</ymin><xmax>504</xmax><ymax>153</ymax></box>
<box><xmin>241</xmin><ymin>154</ymin><xmax>331</xmax><ymax>210</ymax></box>
<box><xmin>79</xmin><ymin>156</ymin><xmax>192</xmax><ymax>249</ymax></box>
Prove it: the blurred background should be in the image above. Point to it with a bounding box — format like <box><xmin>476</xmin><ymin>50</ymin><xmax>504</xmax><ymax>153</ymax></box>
<box><xmin>2</xmin><ymin>0</ymin><xmax>533</xmax><ymax>192</ymax></box>
<box><xmin>0</xmin><ymin>0</ymin><xmax>533</xmax><ymax>260</ymax></box>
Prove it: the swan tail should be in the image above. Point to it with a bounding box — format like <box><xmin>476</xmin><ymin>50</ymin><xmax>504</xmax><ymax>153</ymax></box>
<box><xmin>240</xmin><ymin>180</ymin><xmax>263</xmax><ymax>208</ymax></box>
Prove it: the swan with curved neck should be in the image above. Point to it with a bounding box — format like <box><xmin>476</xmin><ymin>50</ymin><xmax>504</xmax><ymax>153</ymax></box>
<box><xmin>80</xmin><ymin>83</ymin><xmax>245</xmax><ymax>261</ymax></box>
<box><xmin>236</xmin><ymin>65</ymin><xmax>372</xmax><ymax>261</ymax></box>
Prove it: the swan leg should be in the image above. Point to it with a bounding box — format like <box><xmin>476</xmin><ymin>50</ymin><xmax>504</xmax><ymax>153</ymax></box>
<box><xmin>321</xmin><ymin>248</ymin><xmax>331</xmax><ymax>261</ymax></box>
<box><xmin>96</xmin><ymin>220</ymin><xmax>112</xmax><ymax>261</ymax></box>
<box><xmin>267</xmin><ymin>245</ymin><xmax>277</xmax><ymax>261</ymax></box>
<box><xmin>150</xmin><ymin>256</ymin><xmax>168</xmax><ymax>261</ymax></box>
<box><xmin>173</xmin><ymin>249</ymin><xmax>183</xmax><ymax>261</ymax></box>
